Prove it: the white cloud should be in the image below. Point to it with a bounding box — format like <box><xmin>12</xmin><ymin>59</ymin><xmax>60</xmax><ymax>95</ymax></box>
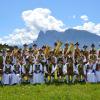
<box><xmin>73</xmin><ymin>21</ymin><xmax>100</xmax><ymax>36</ymax></box>
<box><xmin>0</xmin><ymin>10</ymin><xmax>100</xmax><ymax>46</ymax></box>
<box><xmin>0</xmin><ymin>8</ymin><xmax>66</xmax><ymax>45</ymax></box>
<box><xmin>80</xmin><ymin>15</ymin><xmax>89</xmax><ymax>21</ymax></box>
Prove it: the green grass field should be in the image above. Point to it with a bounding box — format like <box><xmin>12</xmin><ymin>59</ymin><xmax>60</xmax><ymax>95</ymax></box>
<box><xmin>0</xmin><ymin>83</ymin><xmax>100</xmax><ymax>100</ymax></box>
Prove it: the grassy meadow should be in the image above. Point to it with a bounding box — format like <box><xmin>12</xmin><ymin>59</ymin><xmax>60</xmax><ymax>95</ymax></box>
<box><xmin>0</xmin><ymin>83</ymin><xmax>100</xmax><ymax>100</ymax></box>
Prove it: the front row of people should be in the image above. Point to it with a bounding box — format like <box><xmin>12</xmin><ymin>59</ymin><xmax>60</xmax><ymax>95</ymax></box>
<box><xmin>0</xmin><ymin>58</ymin><xmax>100</xmax><ymax>85</ymax></box>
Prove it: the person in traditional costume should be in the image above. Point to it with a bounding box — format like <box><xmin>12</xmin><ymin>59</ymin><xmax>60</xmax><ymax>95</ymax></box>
<box><xmin>32</xmin><ymin>58</ymin><xmax>44</xmax><ymax>84</ymax></box>
<box><xmin>32</xmin><ymin>44</ymin><xmax>38</xmax><ymax>56</ymax></box>
<box><xmin>0</xmin><ymin>54</ymin><xmax>3</xmax><ymax>84</ymax></box>
<box><xmin>21</xmin><ymin>59</ymin><xmax>33</xmax><ymax>83</ymax></box>
<box><xmin>23</xmin><ymin>44</ymin><xmax>28</xmax><ymax>51</ymax></box>
<box><xmin>64</xmin><ymin>42</ymin><xmax>69</xmax><ymax>57</ymax></box>
<box><xmin>63</xmin><ymin>57</ymin><xmax>76</xmax><ymax>83</ymax></box>
<box><xmin>36</xmin><ymin>50</ymin><xmax>46</xmax><ymax>83</ymax></box>
<box><xmin>10</xmin><ymin>60</ymin><xmax>21</xmax><ymax>85</ymax></box>
<box><xmin>2</xmin><ymin>59</ymin><xmax>13</xmax><ymax>85</ymax></box>
<box><xmin>28</xmin><ymin>50</ymin><xmax>36</xmax><ymax>65</ymax></box>
<box><xmin>2</xmin><ymin>49</ymin><xmax>7</xmax><ymax>66</ymax></box>
<box><xmin>12</xmin><ymin>46</ymin><xmax>19</xmax><ymax>65</ymax></box>
<box><xmin>85</xmin><ymin>59</ymin><xmax>97</xmax><ymax>83</ymax></box>
<box><xmin>6</xmin><ymin>50</ymin><xmax>13</xmax><ymax>65</ymax></box>
<box><xmin>44</xmin><ymin>57</ymin><xmax>57</xmax><ymax>83</ymax></box>
<box><xmin>74</xmin><ymin>42</ymin><xmax>80</xmax><ymax>65</ymax></box>
<box><xmin>95</xmin><ymin>58</ymin><xmax>100</xmax><ymax>82</ymax></box>
<box><xmin>90</xmin><ymin>44</ymin><xmax>96</xmax><ymax>54</ymax></box>
<box><xmin>76</xmin><ymin>59</ymin><xmax>86</xmax><ymax>82</ymax></box>
<box><xmin>49</xmin><ymin>50</ymin><xmax>57</xmax><ymax>63</ymax></box>
<box><xmin>83</xmin><ymin>45</ymin><xmax>89</xmax><ymax>63</ymax></box>
<box><xmin>97</xmin><ymin>45</ymin><xmax>100</xmax><ymax>58</ymax></box>
<box><xmin>56</xmin><ymin>58</ymin><xmax>64</xmax><ymax>82</ymax></box>
<box><xmin>89</xmin><ymin>44</ymin><xmax>97</xmax><ymax>64</ymax></box>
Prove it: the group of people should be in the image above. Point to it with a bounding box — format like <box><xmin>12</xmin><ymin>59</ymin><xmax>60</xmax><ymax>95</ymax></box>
<box><xmin>0</xmin><ymin>41</ymin><xmax>100</xmax><ymax>85</ymax></box>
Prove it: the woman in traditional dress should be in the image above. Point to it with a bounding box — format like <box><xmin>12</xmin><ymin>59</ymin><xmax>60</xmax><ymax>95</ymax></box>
<box><xmin>10</xmin><ymin>60</ymin><xmax>21</xmax><ymax>85</ymax></box>
<box><xmin>95</xmin><ymin>58</ymin><xmax>100</xmax><ymax>82</ymax></box>
<box><xmin>85</xmin><ymin>59</ymin><xmax>97</xmax><ymax>83</ymax></box>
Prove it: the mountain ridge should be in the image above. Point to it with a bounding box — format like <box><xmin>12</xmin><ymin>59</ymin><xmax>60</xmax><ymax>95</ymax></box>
<box><xmin>31</xmin><ymin>29</ymin><xmax>100</xmax><ymax>48</ymax></box>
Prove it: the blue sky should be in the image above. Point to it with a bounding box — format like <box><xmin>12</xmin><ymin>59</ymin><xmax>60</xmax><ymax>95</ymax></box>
<box><xmin>0</xmin><ymin>0</ymin><xmax>100</xmax><ymax>45</ymax></box>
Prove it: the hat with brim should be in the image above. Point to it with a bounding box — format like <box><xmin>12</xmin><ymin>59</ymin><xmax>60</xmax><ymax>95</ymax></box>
<box><xmin>42</xmin><ymin>45</ymin><xmax>46</xmax><ymax>49</ymax></box>
<box><xmin>91</xmin><ymin>44</ymin><xmax>95</xmax><ymax>47</ymax></box>
<box><xmin>54</xmin><ymin>42</ymin><xmax>57</xmax><ymax>46</ymax></box>
<box><xmin>64</xmin><ymin>42</ymin><xmax>69</xmax><ymax>46</ymax></box>
<box><xmin>83</xmin><ymin>45</ymin><xmax>88</xmax><ymax>49</ymax></box>
<box><xmin>33</xmin><ymin>44</ymin><xmax>37</xmax><ymax>47</ymax></box>
<box><xmin>23</xmin><ymin>44</ymin><xmax>28</xmax><ymax>47</ymax></box>
<box><xmin>75</xmin><ymin>42</ymin><xmax>79</xmax><ymax>46</ymax></box>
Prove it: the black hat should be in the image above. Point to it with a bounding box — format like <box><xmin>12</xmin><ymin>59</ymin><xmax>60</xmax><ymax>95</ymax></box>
<box><xmin>64</xmin><ymin>42</ymin><xmax>69</xmax><ymax>46</ymax></box>
<box><xmin>54</xmin><ymin>42</ymin><xmax>57</xmax><ymax>46</ymax></box>
<box><xmin>33</xmin><ymin>44</ymin><xmax>37</xmax><ymax>47</ymax></box>
<box><xmin>75</xmin><ymin>42</ymin><xmax>79</xmax><ymax>46</ymax></box>
<box><xmin>80</xmin><ymin>50</ymin><xmax>83</xmax><ymax>52</ymax></box>
<box><xmin>23</xmin><ymin>44</ymin><xmax>28</xmax><ymax>47</ymax></box>
<box><xmin>83</xmin><ymin>45</ymin><xmax>88</xmax><ymax>49</ymax></box>
<box><xmin>42</xmin><ymin>45</ymin><xmax>46</xmax><ymax>49</ymax></box>
<box><xmin>91</xmin><ymin>44</ymin><xmax>95</xmax><ymax>47</ymax></box>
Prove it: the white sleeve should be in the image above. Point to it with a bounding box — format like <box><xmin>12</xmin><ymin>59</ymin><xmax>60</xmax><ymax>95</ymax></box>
<box><xmin>22</xmin><ymin>65</ymin><xmax>25</xmax><ymax>74</ymax></box>
<box><xmin>55</xmin><ymin>57</ymin><xmax>57</xmax><ymax>64</ymax></box>
<box><xmin>84</xmin><ymin>65</ymin><xmax>87</xmax><ymax>75</ymax></box>
<box><xmin>3</xmin><ymin>56</ymin><xmax>6</xmax><ymax>66</ymax></box>
<box><xmin>40</xmin><ymin>64</ymin><xmax>43</xmax><ymax>71</ymax></box>
<box><xmin>11</xmin><ymin>65</ymin><xmax>14</xmax><ymax>72</ymax></box>
<box><xmin>3</xmin><ymin>65</ymin><xmax>5</xmax><ymax>72</ymax></box>
<box><xmin>63</xmin><ymin>64</ymin><xmax>67</xmax><ymax>74</ymax></box>
<box><xmin>23</xmin><ymin>57</ymin><xmax>26</xmax><ymax>65</ymax></box>
<box><xmin>19</xmin><ymin>65</ymin><xmax>22</xmax><ymax>74</ymax></box>
<box><xmin>51</xmin><ymin>65</ymin><xmax>56</xmax><ymax>73</ymax></box>
<box><xmin>92</xmin><ymin>64</ymin><xmax>96</xmax><ymax>70</ymax></box>
<box><xmin>33</xmin><ymin>64</ymin><xmax>35</xmax><ymax>72</ymax></box>
<box><xmin>44</xmin><ymin>66</ymin><xmax>48</xmax><ymax>73</ymax></box>
<box><xmin>29</xmin><ymin>65</ymin><xmax>32</xmax><ymax>74</ymax></box>
<box><xmin>73</xmin><ymin>64</ymin><xmax>78</xmax><ymax>73</ymax></box>
<box><xmin>54</xmin><ymin>64</ymin><xmax>57</xmax><ymax>70</ymax></box>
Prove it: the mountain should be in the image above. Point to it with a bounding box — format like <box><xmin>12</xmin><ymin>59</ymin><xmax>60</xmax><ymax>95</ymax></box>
<box><xmin>31</xmin><ymin>29</ymin><xmax>100</xmax><ymax>48</ymax></box>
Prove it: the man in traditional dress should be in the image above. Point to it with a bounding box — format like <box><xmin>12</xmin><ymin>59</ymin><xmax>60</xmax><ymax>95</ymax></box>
<box><xmin>74</xmin><ymin>42</ymin><xmax>80</xmax><ymax>65</ymax></box>
<box><xmin>56</xmin><ymin>58</ymin><xmax>64</xmax><ymax>82</ymax></box>
<box><xmin>32</xmin><ymin>44</ymin><xmax>38</xmax><ymax>56</ymax></box>
<box><xmin>44</xmin><ymin>57</ymin><xmax>57</xmax><ymax>83</ymax></box>
<box><xmin>63</xmin><ymin>57</ymin><xmax>75</xmax><ymax>83</ymax></box>
<box><xmin>76</xmin><ymin>59</ymin><xmax>86</xmax><ymax>82</ymax></box>
<box><xmin>83</xmin><ymin>45</ymin><xmax>89</xmax><ymax>63</ymax></box>
<box><xmin>89</xmin><ymin>44</ymin><xmax>97</xmax><ymax>64</ymax></box>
